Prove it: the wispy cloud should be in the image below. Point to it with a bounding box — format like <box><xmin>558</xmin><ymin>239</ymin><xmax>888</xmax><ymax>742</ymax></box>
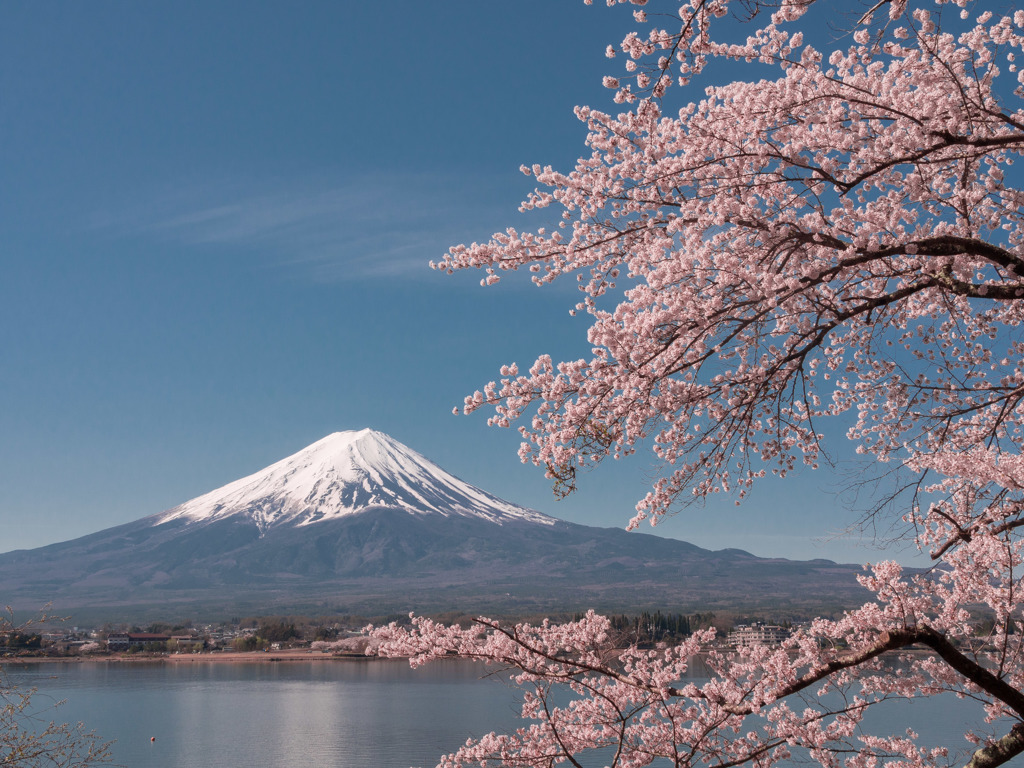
<box><xmin>90</xmin><ymin>173</ymin><xmax>514</xmax><ymax>281</ymax></box>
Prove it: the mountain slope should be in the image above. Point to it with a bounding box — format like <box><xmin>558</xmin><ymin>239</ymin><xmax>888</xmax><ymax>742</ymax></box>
<box><xmin>0</xmin><ymin>430</ymin><xmax>870</xmax><ymax>617</ymax></box>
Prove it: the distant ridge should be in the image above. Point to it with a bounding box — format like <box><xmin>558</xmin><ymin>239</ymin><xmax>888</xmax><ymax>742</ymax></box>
<box><xmin>0</xmin><ymin>431</ymin><xmax>870</xmax><ymax>619</ymax></box>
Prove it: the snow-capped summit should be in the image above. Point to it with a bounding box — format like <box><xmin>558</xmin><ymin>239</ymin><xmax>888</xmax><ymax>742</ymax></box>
<box><xmin>155</xmin><ymin>429</ymin><xmax>556</xmax><ymax>533</ymax></box>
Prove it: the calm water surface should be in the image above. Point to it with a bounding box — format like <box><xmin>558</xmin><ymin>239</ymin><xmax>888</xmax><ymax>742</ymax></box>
<box><xmin>6</xmin><ymin>658</ymin><xmax>524</xmax><ymax>768</ymax></box>
<box><xmin>3</xmin><ymin>657</ymin><xmax>1002</xmax><ymax>768</ymax></box>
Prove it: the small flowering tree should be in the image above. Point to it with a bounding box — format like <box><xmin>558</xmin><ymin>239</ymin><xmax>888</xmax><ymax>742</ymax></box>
<box><xmin>1</xmin><ymin>610</ymin><xmax>111</xmax><ymax>767</ymax></box>
<box><xmin>373</xmin><ymin>1</ymin><xmax>1024</xmax><ymax>767</ymax></box>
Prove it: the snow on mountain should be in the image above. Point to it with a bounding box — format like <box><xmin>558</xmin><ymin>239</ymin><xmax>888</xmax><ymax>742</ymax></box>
<box><xmin>154</xmin><ymin>429</ymin><xmax>556</xmax><ymax>533</ymax></box>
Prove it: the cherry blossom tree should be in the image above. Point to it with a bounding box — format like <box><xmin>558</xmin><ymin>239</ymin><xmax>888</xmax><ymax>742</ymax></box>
<box><xmin>374</xmin><ymin>1</ymin><xmax>1024</xmax><ymax>767</ymax></box>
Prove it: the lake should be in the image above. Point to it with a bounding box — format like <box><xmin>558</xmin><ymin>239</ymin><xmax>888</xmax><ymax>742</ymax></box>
<box><xmin>4</xmin><ymin>658</ymin><xmax>525</xmax><ymax>767</ymax></box>
<box><xmin>1</xmin><ymin>657</ymin><xmax>1004</xmax><ymax>768</ymax></box>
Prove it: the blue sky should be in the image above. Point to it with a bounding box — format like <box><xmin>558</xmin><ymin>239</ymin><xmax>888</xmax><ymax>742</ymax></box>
<box><xmin>0</xmin><ymin>1</ymin><xmax>920</xmax><ymax>565</ymax></box>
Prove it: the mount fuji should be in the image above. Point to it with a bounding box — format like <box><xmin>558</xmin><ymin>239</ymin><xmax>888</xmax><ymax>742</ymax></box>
<box><xmin>154</xmin><ymin>429</ymin><xmax>557</xmax><ymax>533</ymax></box>
<box><xmin>0</xmin><ymin>429</ymin><xmax>868</xmax><ymax>618</ymax></box>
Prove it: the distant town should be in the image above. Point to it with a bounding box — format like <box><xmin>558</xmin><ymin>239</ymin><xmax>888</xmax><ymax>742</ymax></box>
<box><xmin>0</xmin><ymin>612</ymin><xmax>807</xmax><ymax>659</ymax></box>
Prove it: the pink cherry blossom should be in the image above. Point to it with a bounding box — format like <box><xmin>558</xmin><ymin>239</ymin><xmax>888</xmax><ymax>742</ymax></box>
<box><xmin>388</xmin><ymin>1</ymin><xmax>1024</xmax><ymax>767</ymax></box>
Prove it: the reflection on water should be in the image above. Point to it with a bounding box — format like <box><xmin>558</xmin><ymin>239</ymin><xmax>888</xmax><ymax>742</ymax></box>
<box><xmin>6</xmin><ymin>659</ymin><xmax>523</xmax><ymax>768</ymax></box>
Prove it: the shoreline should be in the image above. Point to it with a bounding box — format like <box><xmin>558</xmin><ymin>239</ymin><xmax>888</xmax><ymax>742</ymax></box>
<box><xmin>1</xmin><ymin>645</ymin><xmax>941</xmax><ymax>667</ymax></box>
<box><xmin>0</xmin><ymin>648</ymin><xmax>386</xmax><ymax>665</ymax></box>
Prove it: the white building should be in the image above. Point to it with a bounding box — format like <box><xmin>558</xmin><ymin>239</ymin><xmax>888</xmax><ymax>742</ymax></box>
<box><xmin>728</xmin><ymin>624</ymin><xmax>791</xmax><ymax>648</ymax></box>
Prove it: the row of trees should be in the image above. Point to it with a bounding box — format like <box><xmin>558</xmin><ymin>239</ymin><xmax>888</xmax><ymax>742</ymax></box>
<box><xmin>375</xmin><ymin>1</ymin><xmax>1024</xmax><ymax>767</ymax></box>
<box><xmin>0</xmin><ymin>633</ymin><xmax>41</xmax><ymax>652</ymax></box>
<box><xmin>601</xmin><ymin>611</ymin><xmax>717</xmax><ymax>645</ymax></box>
<box><xmin>231</xmin><ymin>623</ymin><xmax>298</xmax><ymax>652</ymax></box>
